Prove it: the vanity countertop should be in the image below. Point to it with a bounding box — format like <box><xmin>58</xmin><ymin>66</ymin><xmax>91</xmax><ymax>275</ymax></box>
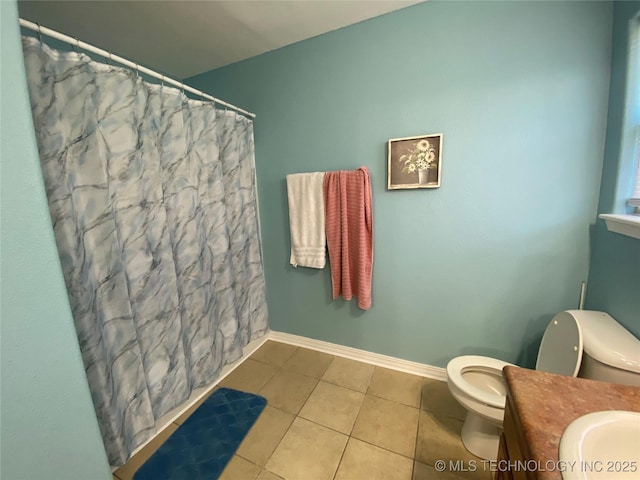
<box><xmin>502</xmin><ymin>366</ymin><xmax>640</xmax><ymax>480</ymax></box>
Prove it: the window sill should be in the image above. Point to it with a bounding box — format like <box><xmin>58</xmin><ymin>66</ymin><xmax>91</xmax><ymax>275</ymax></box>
<box><xmin>599</xmin><ymin>214</ymin><xmax>640</xmax><ymax>240</ymax></box>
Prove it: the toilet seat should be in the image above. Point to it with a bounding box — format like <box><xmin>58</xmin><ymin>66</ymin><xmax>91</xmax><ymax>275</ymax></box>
<box><xmin>446</xmin><ymin>355</ymin><xmax>513</xmax><ymax>408</ymax></box>
<box><xmin>535</xmin><ymin>311</ymin><xmax>583</xmax><ymax>376</ymax></box>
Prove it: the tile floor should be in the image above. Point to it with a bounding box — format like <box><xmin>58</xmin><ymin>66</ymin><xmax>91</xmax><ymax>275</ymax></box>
<box><xmin>114</xmin><ymin>341</ymin><xmax>491</xmax><ymax>480</ymax></box>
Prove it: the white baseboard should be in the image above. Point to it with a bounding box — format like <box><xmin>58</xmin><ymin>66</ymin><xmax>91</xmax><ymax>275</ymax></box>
<box><xmin>268</xmin><ymin>330</ymin><xmax>447</xmax><ymax>381</ymax></box>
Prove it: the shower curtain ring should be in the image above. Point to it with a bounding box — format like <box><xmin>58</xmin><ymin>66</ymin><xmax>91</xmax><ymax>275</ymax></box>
<box><xmin>135</xmin><ymin>63</ymin><xmax>140</xmax><ymax>78</ymax></box>
<box><xmin>74</xmin><ymin>37</ymin><xmax>80</xmax><ymax>52</ymax></box>
<box><xmin>36</xmin><ymin>23</ymin><xmax>43</xmax><ymax>43</ymax></box>
<box><xmin>160</xmin><ymin>75</ymin><xmax>165</xmax><ymax>89</ymax></box>
<box><xmin>107</xmin><ymin>51</ymin><xmax>112</xmax><ymax>65</ymax></box>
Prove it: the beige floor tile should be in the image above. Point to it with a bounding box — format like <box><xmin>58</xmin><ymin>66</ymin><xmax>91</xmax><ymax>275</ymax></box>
<box><xmin>368</xmin><ymin>367</ymin><xmax>426</xmax><ymax>408</ymax></box>
<box><xmin>113</xmin><ymin>423</ymin><xmax>179</xmax><ymax>480</ymax></box>
<box><xmin>334</xmin><ymin>438</ymin><xmax>414</xmax><ymax>480</ymax></box>
<box><xmin>281</xmin><ymin>348</ymin><xmax>334</xmax><ymax>378</ymax></box>
<box><xmin>420</xmin><ymin>379</ymin><xmax>466</xmax><ymax>420</ymax></box>
<box><xmin>219</xmin><ymin>455</ymin><xmax>261</xmax><ymax>480</ymax></box>
<box><xmin>351</xmin><ymin>395</ymin><xmax>419</xmax><ymax>458</ymax></box>
<box><xmin>299</xmin><ymin>381</ymin><xmax>364</xmax><ymax>434</ymax></box>
<box><xmin>219</xmin><ymin>359</ymin><xmax>279</xmax><ymax>394</ymax></box>
<box><xmin>258</xmin><ymin>369</ymin><xmax>318</xmax><ymax>414</ymax></box>
<box><xmin>413</xmin><ymin>461</ymin><xmax>467</xmax><ymax>480</ymax></box>
<box><xmin>237</xmin><ymin>406</ymin><xmax>295</xmax><ymax>466</ymax></box>
<box><xmin>415</xmin><ymin>411</ymin><xmax>489</xmax><ymax>480</ymax></box>
<box><xmin>250</xmin><ymin>341</ymin><xmax>297</xmax><ymax>367</ymax></box>
<box><xmin>257</xmin><ymin>470</ymin><xmax>284</xmax><ymax>480</ymax></box>
<box><xmin>266</xmin><ymin>417</ymin><xmax>348</xmax><ymax>480</ymax></box>
<box><xmin>321</xmin><ymin>356</ymin><xmax>375</xmax><ymax>393</ymax></box>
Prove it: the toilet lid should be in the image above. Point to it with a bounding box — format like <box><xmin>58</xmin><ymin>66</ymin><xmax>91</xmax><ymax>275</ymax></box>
<box><xmin>535</xmin><ymin>311</ymin><xmax>583</xmax><ymax>376</ymax></box>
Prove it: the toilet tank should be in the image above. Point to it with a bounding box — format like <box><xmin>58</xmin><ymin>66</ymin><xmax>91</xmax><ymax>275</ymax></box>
<box><xmin>570</xmin><ymin>310</ymin><xmax>640</xmax><ymax>387</ymax></box>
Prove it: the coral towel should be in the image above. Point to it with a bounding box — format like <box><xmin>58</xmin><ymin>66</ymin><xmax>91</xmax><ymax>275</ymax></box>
<box><xmin>324</xmin><ymin>166</ymin><xmax>373</xmax><ymax>310</ymax></box>
<box><xmin>286</xmin><ymin>172</ymin><xmax>326</xmax><ymax>268</ymax></box>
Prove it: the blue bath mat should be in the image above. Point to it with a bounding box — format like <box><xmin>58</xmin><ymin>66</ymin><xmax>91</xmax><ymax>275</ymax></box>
<box><xmin>134</xmin><ymin>388</ymin><xmax>267</xmax><ymax>480</ymax></box>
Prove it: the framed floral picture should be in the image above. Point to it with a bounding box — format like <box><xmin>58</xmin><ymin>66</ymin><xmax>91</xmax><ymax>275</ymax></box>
<box><xmin>388</xmin><ymin>133</ymin><xmax>443</xmax><ymax>189</ymax></box>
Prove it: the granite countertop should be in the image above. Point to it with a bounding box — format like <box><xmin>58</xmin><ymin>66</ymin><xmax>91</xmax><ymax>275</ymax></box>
<box><xmin>502</xmin><ymin>366</ymin><xmax>640</xmax><ymax>480</ymax></box>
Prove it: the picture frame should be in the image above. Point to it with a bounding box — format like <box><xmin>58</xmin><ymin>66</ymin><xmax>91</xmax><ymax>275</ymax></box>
<box><xmin>388</xmin><ymin>133</ymin><xmax>443</xmax><ymax>190</ymax></box>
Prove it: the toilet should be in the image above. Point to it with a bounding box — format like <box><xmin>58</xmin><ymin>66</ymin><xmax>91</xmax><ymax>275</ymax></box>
<box><xmin>446</xmin><ymin>310</ymin><xmax>640</xmax><ymax>460</ymax></box>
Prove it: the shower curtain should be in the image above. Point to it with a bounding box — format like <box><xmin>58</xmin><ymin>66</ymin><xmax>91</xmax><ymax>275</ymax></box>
<box><xmin>21</xmin><ymin>36</ymin><xmax>269</xmax><ymax>466</ymax></box>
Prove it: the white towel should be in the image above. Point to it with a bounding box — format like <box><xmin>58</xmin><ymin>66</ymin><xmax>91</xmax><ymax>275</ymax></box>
<box><xmin>286</xmin><ymin>172</ymin><xmax>326</xmax><ymax>268</ymax></box>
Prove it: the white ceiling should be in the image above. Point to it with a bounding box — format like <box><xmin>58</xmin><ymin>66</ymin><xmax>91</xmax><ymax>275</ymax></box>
<box><xmin>18</xmin><ymin>1</ymin><xmax>423</xmax><ymax>79</ymax></box>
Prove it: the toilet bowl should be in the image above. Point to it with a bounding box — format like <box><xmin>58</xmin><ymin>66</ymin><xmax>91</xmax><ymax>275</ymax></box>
<box><xmin>446</xmin><ymin>310</ymin><xmax>640</xmax><ymax>461</ymax></box>
<box><xmin>446</xmin><ymin>356</ymin><xmax>514</xmax><ymax>460</ymax></box>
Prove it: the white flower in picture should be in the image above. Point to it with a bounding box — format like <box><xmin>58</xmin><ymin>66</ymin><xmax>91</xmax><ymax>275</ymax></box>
<box><xmin>399</xmin><ymin>139</ymin><xmax>437</xmax><ymax>174</ymax></box>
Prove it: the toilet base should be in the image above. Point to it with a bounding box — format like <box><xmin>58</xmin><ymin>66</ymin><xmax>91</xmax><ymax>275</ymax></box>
<box><xmin>460</xmin><ymin>411</ymin><xmax>501</xmax><ymax>460</ymax></box>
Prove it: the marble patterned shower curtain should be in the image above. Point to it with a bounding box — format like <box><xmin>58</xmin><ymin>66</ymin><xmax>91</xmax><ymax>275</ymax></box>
<box><xmin>21</xmin><ymin>36</ymin><xmax>268</xmax><ymax>466</ymax></box>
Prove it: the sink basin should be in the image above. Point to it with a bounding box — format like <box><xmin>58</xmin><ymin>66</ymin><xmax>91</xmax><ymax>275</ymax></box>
<box><xmin>559</xmin><ymin>410</ymin><xmax>640</xmax><ymax>480</ymax></box>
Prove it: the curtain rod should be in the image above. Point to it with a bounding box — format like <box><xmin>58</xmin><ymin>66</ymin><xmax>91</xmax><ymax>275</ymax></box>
<box><xmin>19</xmin><ymin>18</ymin><xmax>256</xmax><ymax>119</ymax></box>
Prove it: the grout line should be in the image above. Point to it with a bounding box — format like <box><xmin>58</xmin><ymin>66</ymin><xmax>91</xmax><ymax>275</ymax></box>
<box><xmin>234</xmin><ymin>451</ymin><xmax>264</xmax><ymax>470</ymax></box>
<box><xmin>297</xmin><ymin>380</ymin><xmax>322</xmax><ymax>415</ymax></box>
<box><xmin>278</xmin><ymin>366</ymin><xmax>331</xmax><ymax>381</ymax></box>
<box><xmin>330</xmin><ymin>434</ymin><xmax>350</xmax><ymax>480</ymax></box>
<box><xmin>413</xmin><ymin>403</ymin><xmax>421</xmax><ymax>478</ymax></box>
<box><xmin>235</xmin><ymin>451</ymin><xmax>262</xmax><ymax>467</ymax></box>
<box><xmin>243</xmin><ymin>356</ymin><xmax>281</xmax><ymax>368</ymax></box>
<box><xmin>252</xmin><ymin>340</ymin><xmax>299</xmax><ymax>367</ymax></box>
<box><xmin>258</xmin><ymin>402</ymin><xmax>298</xmax><ymax>472</ymax></box>
<box><xmin>349</xmin><ymin>431</ymin><xmax>418</xmax><ymax>461</ymax></box>
<box><xmin>249</xmin><ymin>350</ymin><xmax>299</xmax><ymax>369</ymax></box>
<box><xmin>296</xmin><ymin>410</ymin><xmax>357</xmax><ymax>437</ymax></box>
<box><xmin>364</xmin><ymin>389</ymin><xmax>422</xmax><ymax>409</ymax></box>
<box><xmin>414</xmin><ymin>391</ymin><xmax>420</xmax><ymax>460</ymax></box>
<box><xmin>251</xmin><ymin>352</ymin><xmax>306</xmax><ymax>473</ymax></box>
<box><xmin>320</xmin><ymin>377</ymin><xmax>370</xmax><ymax>394</ymax></box>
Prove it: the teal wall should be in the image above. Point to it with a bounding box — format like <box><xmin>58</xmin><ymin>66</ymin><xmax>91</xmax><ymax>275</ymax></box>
<box><xmin>189</xmin><ymin>1</ymin><xmax>613</xmax><ymax>368</ymax></box>
<box><xmin>585</xmin><ymin>1</ymin><xmax>640</xmax><ymax>335</ymax></box>
<box><xmin>0</xmin><ymin>2</ymin><xmax>112</xmax><ymax>479</ymax></box>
